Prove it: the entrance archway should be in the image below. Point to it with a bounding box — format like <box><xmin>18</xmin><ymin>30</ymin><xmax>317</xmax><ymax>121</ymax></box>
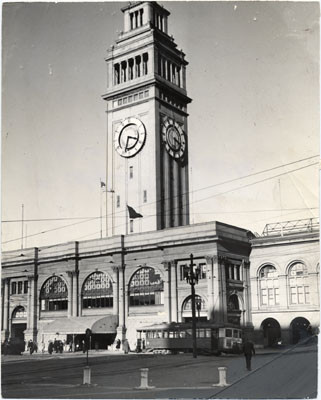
<box><xmin>290</xmin><ymin>317</ymin><xmax>312</xmax><ymax>344</ymax></box>
<box><xmin>261</xmin><ymin>318</ymin><xmax>281</xmax><ymax>347</ymax></box>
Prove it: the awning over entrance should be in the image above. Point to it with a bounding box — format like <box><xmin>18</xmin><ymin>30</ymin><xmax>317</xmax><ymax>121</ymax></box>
<box><xmin>42</xmin><ymin>315</ymin><xmax>118</xmax><ymax>335</ymax></box>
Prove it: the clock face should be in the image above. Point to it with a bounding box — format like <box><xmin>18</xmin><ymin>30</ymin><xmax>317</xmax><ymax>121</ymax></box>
<box><xmin>161</xmin><ymin>118</ymin><xmax>186</xmax><ymax>159</ymax></box>
<box><xmin>114</xmin><ymin>117</ymin><xmax>146</xmax><ymax>158</ymax></box>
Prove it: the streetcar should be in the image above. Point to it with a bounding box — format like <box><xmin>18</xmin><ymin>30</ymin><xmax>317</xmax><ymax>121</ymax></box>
<box><xmin>136</xmin><ymin>322</ymin><xmax>243</xmax><ymax>355</ymax></box>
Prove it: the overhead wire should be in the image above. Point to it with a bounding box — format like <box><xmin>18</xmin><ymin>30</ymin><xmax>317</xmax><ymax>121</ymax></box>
<box><xmin>2</xmin><ymin>157</ymin><xmax>318</xmax><ymax>245</ymax></box>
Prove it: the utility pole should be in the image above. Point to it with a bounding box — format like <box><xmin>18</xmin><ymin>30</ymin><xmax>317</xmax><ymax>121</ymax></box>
<box><xmin>184</xmin><ymin>253</ymin><xmax>200</xmax><ymax>358</ymax></box>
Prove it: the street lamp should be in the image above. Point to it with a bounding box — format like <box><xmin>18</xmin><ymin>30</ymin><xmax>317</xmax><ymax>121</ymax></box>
<box><xmin>183</xmin><ymin>253</ymin><xmax>201</xmax><ymax>358</ymax></box>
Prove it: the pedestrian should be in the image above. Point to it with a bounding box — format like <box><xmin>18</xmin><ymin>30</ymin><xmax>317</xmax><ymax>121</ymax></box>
<box><xmin>48</xmin><ymin>341</ymin><xmax>53</xmax><ymax>355</ymax></box>
<box><xmin>243</xmin><ymin>338</ymin><xmax>255</xmax><ymax>371</ymax></box>
<box><xmin>41</xmin><ymin>342</ymin><xmax>45</xmax><ymax>353</ymax></box>
<box><xmin>27</xmin><ymin>340</ymin><xmax>34</xmax><ymax>355</ymax></box>
<box><xmin>116</xmin><ymin>339</ymin><xmax>121</xmax><ymax>350</ymax></box>
<box><xmin>123</xmin><ymin>339</ymin><xmax>130</xmax><ymax>354</ymax></box>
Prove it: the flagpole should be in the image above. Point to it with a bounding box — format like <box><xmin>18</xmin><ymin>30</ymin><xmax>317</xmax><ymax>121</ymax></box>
<box><xmin>100</xmin><ymin>179</ymin><xmax>103</xmax><ymax>239</ymax></box>
<box><xmin>21</xmin><ymin>204</ymin><xmax>24</xmax><ymax>250</ymax></box>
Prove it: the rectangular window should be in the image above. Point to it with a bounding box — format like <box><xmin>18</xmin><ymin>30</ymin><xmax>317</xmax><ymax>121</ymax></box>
<box><xmin>116</xmin><ymin>195</ymin><xmax>120</xmax><ymax>208</ymax></box>
<box><xmin>199</xmin><ymin>263</ymin><xmax>206</xmax><ymax>279</ymax></box>
<box><xmin>118</xmin><ymin>99</ymin><xmax>123</xmax><ymax>106</ymax></box>
<box><xmin>24</xmin><ymin>281</ymin><xmax>28</xmax><ymax>294</ymax></box>
<box><xmin>144</xmin><ymin>90</ymin><xmax>149</xmax><ymax>98</ymax></box>
<box><xmin>226</xmin><ymin>329</ymin><xmax>232</xmax><ymax>338</ymax></box>
<box><xmin>143</xmin><ymin>190</ymin><xmax>147</xmax><ymax>203</ymax></box>
<box><xmin>304</xmin><ymin>286</ymin><xmax>310</xmax><ymax>304</ymax></box>
<box><xmin>129</xmin><ymin>166</ymin><xmax>133</xmax><ymax>179</ymax></box>
<box><xmin>11</xmin><ymin>282</ymin><xmax>17</xmax><ymax>295</ymax></box>
<box><xmin>261</xmin><ymin>288</ymin><xmax>267</xmax><ymax>305</ymax></box>
<box><xmin>180</xmin><ymin>264</ymin><xmax>187</xmax><ymax>281</ymax></box>
<box><xmin>134</xmin><ymin>94</ymin><xmax>138</xmax><ymax>101</ymax></box>
<box><xmin>298</xmin><ymin>286</ymin><xmax>304</xmax><ymax>304</ymax></box>
<box><xmin>123</xmin><ymin>97</ymin><xmax>127</xmax><ymax>105</ymax></box>
<box><xmin>130</xmin><ymin>219</ymin><xmax>134</xmax><ymax>233</ymax></box>
<box><xmin>290</xmin><ymin>287</ymin><xmax>297</xmax><ymax>304</ymax></box>
<box><xmin>139</xmin><ymin>92</ymin><xmax>144</xmax><ymax>99</ymax></box>
<box><xmin>18</xmin><ymin>281</ymin><xmax>23</xmax><ymax>294</ymax></box>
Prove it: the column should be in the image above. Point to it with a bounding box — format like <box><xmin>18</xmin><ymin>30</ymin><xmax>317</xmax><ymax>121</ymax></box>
<box><xmin>163</xmin><ymin>150</ymin><xmax>171</xmax><ymax>228</ymax></box>
<box><xmin>112</xmin><ymin>266</ymin><xmax>119</xmax><ymax>319</ymax></box>
<box><xmin>172</xmin><ymin>161</ymin><xmax>179</xmax><ymax>226</ymax></box>
<box><xmin>242</xmin><ymin>260</ymin><xmax>253</xmax><ymax>327</ymax></box>
<box><xmin>170</xmin><ymin>261</ymin><xmax>178</xmax><ymax>322</ymax></box>
<box><xmin>124</xmin><ymin>12</ymin><xmax>130</xmax><ymax>31</ymax></box>
<box><xmin>163</xmin><ymin>262</ymin><xmax>172</xmax><ymax>323</ymax></box>
<box><xmin>219</xmin><ymin>257</ymin><xmax>228</xmax><ymax>323</ymax></box>
<box><xmin>117</xmin><ymin>265</ymin><xmax>126</xmax><ymax>342</ymax></box>
<box><xmin>72</xmin><ymin>271</ymin><xmax>78</xmax><ymax>317</ymax></box>
<box><xmin>205</xmin><ymin>257</ymin><xmax>214</xmax><ymax>320</ymax></box>
<box><xmin>181</xmin><ymin>162</ymin><xmax>189</xmax><ymax>226</ymax></box>
<box><xmin>2</xmin><ymin>278</ymin><xmax>10</xmax><ymax>336</ymax></box>
<box><xmin>67</xmin><ymin>272</ymin><xmax>73</xmax><ymax>318</ymax></box>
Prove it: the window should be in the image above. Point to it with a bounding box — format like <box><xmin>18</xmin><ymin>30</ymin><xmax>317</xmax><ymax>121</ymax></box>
<box><xmin>143</xmin><ymin>190</ymin><xmax>147</xmax><ymax>203</ymax></box>
<box><xmin>129</xmin><ymin>166</ymin><xmax>133</xmax><ymax>179</ymax></box>
<box><xmin>18</xmin><ymin>282</ymin><xmax>23</xmax><ymax>294</ymax></box>
<box><xmin>82</xmin><ymin>271</ymin><xmax>113</xmax><ymax>309</ymax></box>
<box><xmin>288</xmin><ymin>263</ymin><xmax>309</xmax><ymax>305</ymax></box>
<box><xmin>259</xmin><ymin>265</ymin><xmax>279</xmax><ymax>307</ymax></box>
<box><xmin>199</xmin><ymin>263</ymin><xmax>206</xmax><ymax>279</ymax></box>
<box><xmin>130</xmin><ymin>219</ymin><xmax>134</xmax><ymax>233</ymax></box>
<box><xmin>24</xmin><ymin>281</ymin><xmax>28</xmax><ymax>294</ymax></box>
<box><xmin>116</xmin><ymin>195</ymin><xmax>120</xmax><ymax>208</ymax></box>
<box><xmin>114</xmin><ymin>64</ymin><xmax>120</xmax><ymax>85</ymax></box>
<box><xmin>11</xmin><ymin>282</ymin><xmax>17</xmax><ymax>295</ymax></box>
<box><xmin>12</xmin><ymin>306</ymin><xmax>27</xmax><ymax>319</ymax></box>
<box><xmin>40</xmin><ymin>276</ymin><xmax>68</xmax><ymax>311</ymax></box>
<box><xmin>129</xmin><ymin>267</ymin><xmax>164</xmax><ymax>307</ymax></box>
<box><xmin>143</xmin><ymin>53</ymin><xmax>148</xmax><ymax>75</ymax></box>
<box><xmin>135</xmin><ymin>56</ymin><xmax>141</xmax><ymax>78</ymax></box>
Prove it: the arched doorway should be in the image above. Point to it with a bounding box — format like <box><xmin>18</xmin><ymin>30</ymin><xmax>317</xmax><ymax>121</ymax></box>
<box><xmin>261</xmin><ymin>318</ymin><xmax>281</xmax><ymax>347</ymax></box>
<box><xmin>11</xmin><ymin>306</ymin><xmax>27</xmax><ymax>347</ymax></box>
<box><xmin>290</xmin><ymin>317</ymin><xmax>312</xmax><ymax>344</ymax></box>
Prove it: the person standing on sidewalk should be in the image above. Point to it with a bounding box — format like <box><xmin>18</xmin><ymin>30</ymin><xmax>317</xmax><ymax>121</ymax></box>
<box><xmin>243</xmin><ymin>338</ymin><xmax>255</xmax><ymax>371</ymax></box>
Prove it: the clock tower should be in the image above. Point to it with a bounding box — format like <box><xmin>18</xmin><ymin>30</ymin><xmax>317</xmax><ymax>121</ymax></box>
<box><xmin>103</xmin><ymin>1</ymin><xmax>192</xmax><ymax>235</ymax></box>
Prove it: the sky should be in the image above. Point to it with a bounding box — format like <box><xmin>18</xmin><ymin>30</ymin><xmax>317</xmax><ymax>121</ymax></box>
<box><xmin>2</xmin><ymin>1</ymin><xmax>319</xmax><ymax>251</ymax></box>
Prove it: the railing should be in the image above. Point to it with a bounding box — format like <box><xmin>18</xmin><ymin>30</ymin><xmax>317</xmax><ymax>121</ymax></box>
<box><xmin>262</xmin><ymin>217</ymin><xmax>319</xmax><ymax>237</ymax></box>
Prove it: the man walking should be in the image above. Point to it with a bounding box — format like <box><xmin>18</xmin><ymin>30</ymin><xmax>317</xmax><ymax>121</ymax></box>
<box><xmin>243</xmin><ymin>338</ymin><xmax>255</xmax><ymax>371</ymax></box>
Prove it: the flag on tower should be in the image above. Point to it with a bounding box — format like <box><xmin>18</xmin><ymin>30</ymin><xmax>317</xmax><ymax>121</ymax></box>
<box><xmin>100</xmin><ymin>180</ymin><xmax>106</xmax><ymax>188</ymax></box>
<box><xmin>127</xmin><ymin>205</ymin><xmax>143</xmax><ymax>219</ymax></box>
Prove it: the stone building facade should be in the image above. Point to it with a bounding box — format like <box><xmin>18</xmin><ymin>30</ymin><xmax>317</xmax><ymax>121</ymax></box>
<box><xmin>2</xmin><ymin>221</ymin><xmax>253</xmax><ymax>350</ymax></box>
<box><xmin>250</xmin><ymin>219</ymin><xmax>319</xmax><ymax>346</ymax></box>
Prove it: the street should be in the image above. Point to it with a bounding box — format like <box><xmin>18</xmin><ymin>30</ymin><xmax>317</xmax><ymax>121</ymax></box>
<box><xmin>2</xmin><ymin>338</ymin><xmax>317</xmax><ymax>399</ymax></box>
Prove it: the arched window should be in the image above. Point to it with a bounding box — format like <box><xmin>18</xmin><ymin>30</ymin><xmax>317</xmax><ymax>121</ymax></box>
<box><xmin>259</xmin><ymin>265</ymin><xmax>279</xmax><ymax>307</ymax></box>
<box><xmin>82</xmin><ymin>271</ymin><xmax>113</xmax><ymax>309</ymax></box>
<box><xmin>12</xmin><ymin>306</ymin><xmax>27</xmax><ymax>320</ymax></box>
<box><xmin>182</xmin><ymin>295</ymin><xmax>206</xmax><ymax>312</ymax></box>
<box><xmin>227</xmin><ymin>294</ymin><xmax>240</xmax><ymax>311</ymax></box>
<box><xmin>288</xmin><ymin>262</ymin><xmax>309</xmax><ymax>305</ymax></box>
<box><xmin>129</xmin><ymin>267</ymin><xmax>164</xmax><ymax>306</ymax></box>
<box><xmin>40</xmin><ymin>276</ymin><xmax>68</xmax><ymax>311</ymax></box>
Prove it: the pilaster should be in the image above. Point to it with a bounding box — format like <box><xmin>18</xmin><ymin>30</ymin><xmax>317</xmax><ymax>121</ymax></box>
<box><xmin>242</xmin><ymin>260</ymin><xmax>253</xmax><ymax>327</ymax></box>
<box><xmin>163</xmin><ymin>261</ymin><xmax>172</xmax><ymax>323</ymax></box>
<box><xmin>2</xmin><ymin>278</ymin><xmax>10</xmax><ymax>337</ymax></box>
<box><xmin>112</xmin><ymin>266</ymin><xmax>119</xmax><ymax>319</ymax></box>
<box><xmin>170</xmin><ymin>260</ymin><xmax>178</xmax><ymax>322</ymax></box>
<box><xmin>205</xmin><ymin>256</ymin><xmax>214</xmax><ymax>321</ymax></box>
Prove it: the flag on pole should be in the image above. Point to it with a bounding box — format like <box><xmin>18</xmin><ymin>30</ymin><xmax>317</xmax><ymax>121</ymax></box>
<box><xmin>100</xmin><ymin>181</ymin><xmax>106</xmax><ymax>188</ymax></box>
<box><xmin>127</xmin><ymin>205</ymin><xmax>143</xmax><ymax>219</ymax></box>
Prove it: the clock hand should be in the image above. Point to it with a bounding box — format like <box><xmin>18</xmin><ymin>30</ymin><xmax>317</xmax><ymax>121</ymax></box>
<box><xmin>125</xmin><ymin>135</ymin><xmax>137</xmax><ymax>151</ymax></box>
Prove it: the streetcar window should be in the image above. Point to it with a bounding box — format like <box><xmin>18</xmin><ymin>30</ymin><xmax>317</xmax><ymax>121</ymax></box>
<box><xmin>163</xmin><ymin>331</ymin><xmax>168</xmax><ymax>338</ymax></box>
<box><xmin>206</xmin><ymin>329</ymin><xmax>211</xmax><ymax>338</ymax></box>
<box><xmin>179</xmin><ymin>331</ymin><xmax>186</xmax><ymax>338</ymax></box>
<box><xmin>169</xmin><ymin>331</ymin><xmax>174</xmax><ymax>338</ymax></box>
<box><xmin>198</xmin><ymin>329</ymin><xmax>205</xmax><ymax>338</ymax></box>
<box><xmin>226</xmin><ymin>329</ymin><xmax>232</xmax><ymax>337</ymax></box>
<box><xmin>233</xmin><ymin>329</ymin><xmax>239</xmax><ymax>338</ymax></box>
<box><xmin>186</xmin><ymin>329</ymin><xmax>192</xmax><ymax>336</ymax></box>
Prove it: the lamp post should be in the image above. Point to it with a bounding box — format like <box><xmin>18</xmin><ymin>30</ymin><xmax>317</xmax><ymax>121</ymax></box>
<box><xmin>183</xmin><ymin>253</ymin><xmax>200</xmax><ymax>358</ymax></box>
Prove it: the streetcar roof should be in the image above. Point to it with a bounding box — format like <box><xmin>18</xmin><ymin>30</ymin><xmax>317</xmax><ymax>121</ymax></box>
<box><xmin>137</xmin><ymin>322</ymin><xmax>242</xmax><ymax>332</ymax></box>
